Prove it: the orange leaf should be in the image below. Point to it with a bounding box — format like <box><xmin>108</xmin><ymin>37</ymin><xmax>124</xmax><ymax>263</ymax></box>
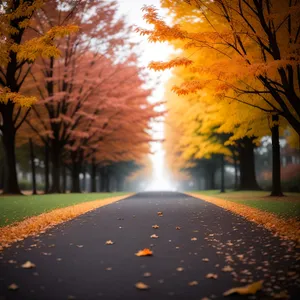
<box><xmin>135</xmin><ymin>248</ymin><xmax>153</xmax><ymax>256</ymax></box>
<box><xmin>135</xmin><ymin>282</ymin><xmax>150</xmax><ymax>290</ymax></box>
<box><xmin>223</xmin><ymin>280</ymin><xmax>263</xmax><ymax>296</ymax></box>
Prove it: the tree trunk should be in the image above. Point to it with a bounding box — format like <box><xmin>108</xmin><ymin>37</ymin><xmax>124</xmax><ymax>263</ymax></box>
<box><xmin>1</xmin><ymin>107</ymin><xmax>21</xmax><ymax>194</ymax></box>
<box><xmin>29</xmin><ymin>139</ymin><xmax>37</xmax><ymax>195</ymax></box>
<box><xmin>91</xmin><ymin>158</ymin><xmax>97</xmax><ymax>192</ymax></box>
<box><xmin>82</xmin><ymin>165</ymin><xmax>86</xmax><ymax>192</ymax></box>
<box><xmin>220</xmin><ymin>154</ymin><xmax>225</xmax><ymax>193</ymax></box>
<box><xmin>71</xmin><ymin>161</ymin><xmax>81</xmax><ymax>193</ymax></box>
<box><xmin>44</xmin><ymin>143</ymin><xmax>49</xmax><ymax>194</ymax></box>
<box><xmin>62</xmin><ymin>164</ymin><xmax>66</xmax><ymax>193</ymax></box>
<box><xmin>238</xmin><ymin>137</ymin><xmax>260</xmax><ymax>190</ymax></box>
<box><xmin>50</xmin><ymin>141</ymin><xmax>61</xmax><ymax>193</ymax></box>
<box><xmin>100</xmin><ymin>167</ymin><xmax>110</xmax><ymax>192</ymax></box>
<box><xmin>270</xmin><ymin>115</ymin><xmax>283</xmax><ymax>196</ymax></box>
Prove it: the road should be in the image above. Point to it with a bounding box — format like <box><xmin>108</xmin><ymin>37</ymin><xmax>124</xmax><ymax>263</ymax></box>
<box><xmin>0</xmin><ymin>192</ymin><xmax>299</xmax><ymax>299</ymax></box>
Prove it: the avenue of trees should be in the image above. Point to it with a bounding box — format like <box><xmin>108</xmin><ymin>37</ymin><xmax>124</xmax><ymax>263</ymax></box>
<box><xmin>0</xmin><ymin>0</ymin><xmax>159</xmax><ymax>194</ymax></box>
<box><xmin>138</xmin><ymin>0</ymin><xmax>300</xmax><ymax>196</ymax></box>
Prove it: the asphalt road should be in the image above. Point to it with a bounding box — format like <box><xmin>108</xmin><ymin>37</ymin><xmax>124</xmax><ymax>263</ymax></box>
<box><xmin>0</xmin><ymin>192</ymin><xmax>299</xmax><ymax>300</ymax></box>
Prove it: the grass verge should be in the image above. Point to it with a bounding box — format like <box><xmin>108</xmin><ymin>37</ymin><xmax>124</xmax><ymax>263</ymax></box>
<box><xmin>0</xmin><ymin>192</ymin><xmax>128</xmax><ymax>227</ymax></box>
<box><xmin>0</xmin><ymin>193</ymin><xmax>132</xmax><ymax>251</ymax></box>
<box><xmin>191</xmin><ymin>190</ymin><xmax>300</xmax><ymax>219</ymax></box>
<box><xmin>188</xmin><ymin>191</ymin><xmax>300</xmax><ymax>242</ymax></box>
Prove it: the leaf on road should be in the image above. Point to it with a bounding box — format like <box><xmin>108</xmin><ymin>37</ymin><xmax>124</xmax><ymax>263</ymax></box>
<box><xmin>105</xmin><ymin>240</ymin><xmax>114</xmax><ymax>245</ymax></box>
<box><xmin>150</xmin><ymin>234</ymin><xmax>159</xmax><ymax>239</ymax></box>
<box><xmin>222</xmin><ymin>265</ymin><xmax>234</xmax><ymax>272</ymax></box>
<box><xmin>135</xmin><ymin>282</ymin><xmax>150</xmax><ymax>290</ymax></box>
<box><xmin>152</xmin><ymin>225</ymin><xmax>159</xmax><ymax>229</ymax></box>
<box><xmin>223</xmin><ymin>280</ymin><xmax>264</xmax><ymax>296</ymax></box>
<box><xmin>176</xmin><ymin>267</ymin><xmax>184</xmax><ymax>272</ymax></box>
<box><xmin>206</xmin><ymin>273</ymin><xmax>218</xmax><ymax>279</ymax></box>
<box><xmin>176</xmin><ymin>226</ymin><xmax>181</xmax><ymax>230</ymax></box>
<box><xmin>202</xmin><ymin>258</ymin><xmax>209</xmax><ymax>262</ymax></box>
<box><xmin>157</xmin><ymin>212</ymin><xmax>163</xmax><ymax>216</ymax></box>
<box><xmin>188</xmin><ymin>281</ymin><xmax>198</xmax><ymax>286</ymax></box>
<box><xmin>8</xmin><ymin>283</ymin><xmax>19</xmax><ymax>290</ymax></box>
<box><xmin>8</xmin><ymin>260</ymin><xmax>17</xmax><ymax>264</ymax></box>
<box><xmin>143</xmin><ymin>272</ymin><xmax>152</xmax><ymax>277</ymax></box>
<box><xmin>106</xmin><ymin>267</ymin><xmax>112</xmax><ymax>271</ymax></box>
<box><xmin>76</xmin><ymin>245</ymin><xmax>84</xmax><ymax>248</ymax></box>
<box><xmin>191</xmin><ymin>237</ymin><xmax>197</xmax><ymax>241</ymax></box>
<box><xmin>21</xmin><ymin>261</ymin><xmax>36</xmax><ymax>269</ymax></box>
<box><xmin>135</xmin><ymin>248</ymin><xmax>153</xmax><ymax>256</ymax></box>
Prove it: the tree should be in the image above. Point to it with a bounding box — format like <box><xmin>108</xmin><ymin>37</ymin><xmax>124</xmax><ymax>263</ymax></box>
<box><xmin>0</xmin><ymin>0</ymin><xmax>77</xmax><ymax>194</ymax></box>
<box><xmin>21</xmin><ymin>0</ymin><xmax>132</xmax><ymax>193</ymax></box>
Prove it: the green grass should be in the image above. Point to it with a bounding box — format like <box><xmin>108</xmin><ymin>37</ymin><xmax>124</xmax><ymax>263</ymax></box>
<box><xmin>192</xmin><ymin>190</ymin><xmax>300</xmax><ymax>219</ymax></box>
<box><xmin>0</xmin><ymin>192</ymin><xmax>128</xmax><ymax>227</ymax></box>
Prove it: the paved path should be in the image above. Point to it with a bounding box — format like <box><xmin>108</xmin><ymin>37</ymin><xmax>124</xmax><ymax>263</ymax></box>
<box><xmin>0</xmin><ymin>192</ymin><xmax>299</xmax><ymax>300</ymax></box>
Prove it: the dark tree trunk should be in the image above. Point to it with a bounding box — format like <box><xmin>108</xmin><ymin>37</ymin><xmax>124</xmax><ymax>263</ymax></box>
<box><xmin>62</xmin><ymin>164</ymin><xmax>66</xmax><ymax>193</ymax></box>
<box><xmin>100</xmin><ymin>167</ymin><xmax>110</xmax><ymax>192</ymax></box>
<box><xmin>29</xmin><ymin>138</ymin><xmax>37</xmax><ymax>195</ymax></box>
<box><xmin>91</xmin><ymin>158</ymin><xmax>97</xmax><ymax>192</ymax></box>
<box><xmin>0</xmin><ymin>158</ymin><xmax>4</xmax><ymax>190</ymax></box>
<box><xmin>220</xmin><ymin>154</ymin><xmax>225</xmax><ymax>193</ymax></box>
<box><xmin>71</xmin><ymin>160</ymin><xmax>81</xmax><ymax>193</ymax></box>
<box><xmin>1</xmin><ymin>106</ymin><xmax>21</xmax><ymax>194</ymax></box>
<box><xmin>270</xmin><ymin>115</ymin><xmax>283</xmax><ymax>196</ymax></box>
<box><xmin>205</xmin><ymin>165</ymin><xmax>216</xmax><ymax>190</ymax></box>
<box><xmin>238</xmin><ymin>137</ymin><xmax>260</xmax><ymax>190</ymax></box>
<box><xmin>50</xmin><ymin>141</ymin><xmax>61</xmax><ymax>193</ymax></box>
<box><xmin>44</xmin><ymin>143</ymin><xmax>49</xmax><ymax>194</ymax></box>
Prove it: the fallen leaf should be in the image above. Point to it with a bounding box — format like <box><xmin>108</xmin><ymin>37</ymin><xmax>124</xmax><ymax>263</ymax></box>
<box><xmin>191</xmin><ymin>237</ymin><xmax>197</xmax><ymax>241</ymax></box>
<box><xmin>106</xmin><ymin>267</ymin><xmax>112</xmax><ymax>271</ymax></box>
<box><xmin>8</xmin><ymin>283</ymin><xmax>19</xmax><ymax>290</ymax></box>
<box><xmin>135</xmin><ymin>248</ymin><xmax>153</xmax><ymax>257</ymax></box>
<box><xmin>157</xmin><ymin>211</ymin><xmax>163</xmax><ymax>216</ymax></box>
<box><xmin>21</xmin><ymin>261</ymin><xmax>36</xmax><ymax>269</ymax></box>
<box><xmin>176</xmin><ymin>226</ymin><xmax>181</xmax><ymax>230</ymax></box>
<box><xmin>143</xmin><ymin>272</ymin><xmax>151</xmax><ymax>277</ymax></box>
<box><xmin>105</xmin><ymin>240</ymin><xmax>114</xmax><ymax>245</ymax></box>
<box><xmin>176</xmin><ymin>267</ymin><xmax>184</xmax><ymax>272</ymax></box>
<box><xmin>206</xmin><ymin>273</ymin><xmax>218</xmax><ymax>279</ymax></box>
<box><xmin>150</xmin><ymin>234</ymin><xmax>159</xmax><ymax>239</ymax></box>
<box><xmin>222</xmin><ymin>265</ymin><xmax>234</xmax><ymax>272</ymax></box>
<box><xmin>135</xmin><ymin>282</ymin><xmax>150</xmax><ymax>290</ymax></box>
<box><xmin>76</xmin><ymin>245</ymin><xmax>84</xmax><ymax>248</ymax></box>
<box><xmin>202</xmin><ymin>258</ymin><xmax>209</xmax><ymax>262</ymax></box>
<box><xmin>8</xmin><ymin>260</ymin><xmax>17</xmax><ymax>264</ymax></box>
<box><xmin>188</xmin><ymin>281</ymin><xmax>198</xmax><ymax>286</ymax></box>
<box><xmin>223</xmin><ymin>280</ymin><xmax>264</xmax><ymax>296</ymax></box>
<box><xmin>152</xmin><ymin>225</ymin><xmax>159</xmax><ymax>229</ymax></box>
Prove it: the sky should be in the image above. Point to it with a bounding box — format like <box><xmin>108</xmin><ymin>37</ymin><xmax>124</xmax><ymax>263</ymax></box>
<box><xmin>117</xmin><ymin>0</ymin><xmax>175</xmax><ymax>190</ymax></box>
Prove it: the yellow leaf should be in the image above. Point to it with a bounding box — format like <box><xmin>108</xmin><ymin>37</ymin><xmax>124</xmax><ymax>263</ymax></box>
<box><xmin>21</xmin><ymin>261</ymin><xmax>35</xmax><ymax>269</ymax></box>
<box><xmin>191</xmin><ymin>237</ymin><xmax>197</xmax><ymax>241</ymax></box>
<box><xmin>105</xmin><ymin>240</ymin><xmax>114</xmax><ymax>245</ymax></box>
<box><xmin>223</xmin><ymin>280</ymin><xmax>264</xmax><ymax>296</ymax></box>
<box><xmin>135</xmin><ymin>282</ymin><xmax>150</xmax><ymax>290</ymax></box>
<box><xmin>135</xmin><ymin>248</ymin><xmax>153</xmax><ymax>256</ymax></box>
<box><xmin>188</xmin><ymin>281</ymin><xmax>198</xmax><ymax>286</ymax></box>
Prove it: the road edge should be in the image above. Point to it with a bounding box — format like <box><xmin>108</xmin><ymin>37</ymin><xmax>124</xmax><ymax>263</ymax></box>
<box><xmin>186</xmin><ymin>192</ymin><xmax>300</xmax><ymax>243</ymax></box>
<box><xmin>0</xmin><ymin>193</ymin><xmax>134</xmax><ymax>251</ymax></box>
